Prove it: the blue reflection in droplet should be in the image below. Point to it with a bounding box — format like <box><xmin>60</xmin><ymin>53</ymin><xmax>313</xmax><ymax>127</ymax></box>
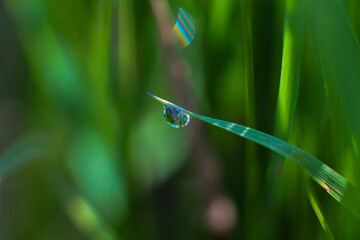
<box><xmin>163</xmin><ymin>105</ymin><xmax>191</xmax><ymax>128</ymax></box>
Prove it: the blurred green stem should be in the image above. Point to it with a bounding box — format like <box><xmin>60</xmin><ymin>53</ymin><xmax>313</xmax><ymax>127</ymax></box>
<box><xmin>239</xmin><ymin>1</ymin><xmax>260</xmax><ymax>237</ymax></box>
<box><xmin>266</xmin><ymin>0</ymin><xmax>303</xmax><ymax>200</ymax></box>
<box><xmin>240</xmin><ymin>0</ymin><xmax>255</xmax><ymax>125</ymax></box>
<box><xmin>263</xmin><ymin>0</ymin><xmax>303</xmax><ymax>235</ymax></box>
<box><xmin>306</xmin><ymin>177</ymin><xmax>335</xmax><ymax>240</ymax></box>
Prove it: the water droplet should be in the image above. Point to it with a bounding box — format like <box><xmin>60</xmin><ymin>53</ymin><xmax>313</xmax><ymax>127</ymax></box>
<box><xmin>163</xmin><ymin>105</ymin><xmax>191</xmax><ymax>128</ymax></box>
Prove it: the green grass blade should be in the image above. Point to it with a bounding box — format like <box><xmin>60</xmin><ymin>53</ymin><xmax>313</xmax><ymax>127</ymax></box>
<box><xmin>240</xmin><ymin>0</ymin><xmax>255</xmax><ymax>126</ymax></box>
<box><xmin>239</xmin><ymin>1</ymin><xmax>258</xmax><ymax>229</ymax></box>
<box><xmin>148</xmin><ymin>93</ymin><xmax>360</xmax><ymax>218</ymax></box>
<box><xmin>308</xmin><ymin>0</ymin><xmax>360</xmax><ymax>153</ymax></box>
<box><xmin>306</xmin><ymin>177</ymin><xmax>335</xmax><ymax>240</ymax></box>
<box><xmin>0</xmin><ymin>132</ymin><xmax>50</xmax><ymax>177</ymax></box>
<box><xmin>267</xmin><ymin>0</ymin><xmax>304</xmax><ymax>205</ymax></box>
<box><xmin>273</xmin><ymin>0</ymin><xmax>303</xmax><ymax>141</ymax></box>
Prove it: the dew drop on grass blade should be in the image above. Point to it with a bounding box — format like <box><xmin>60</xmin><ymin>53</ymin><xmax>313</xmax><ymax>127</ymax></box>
<box><xmin>172</xmin><ymin>8</ymin><xmax>195</xmax><ymax>48</ymax></box>
<box><xmin>163</xmin><ymin>105</ymin><xmax>191</xmax><ymax>128</ymax></box>
<box><xmin>147</xmin><ymin>92</ymin><xmax>360</xmax><ymax>218</ymax></box>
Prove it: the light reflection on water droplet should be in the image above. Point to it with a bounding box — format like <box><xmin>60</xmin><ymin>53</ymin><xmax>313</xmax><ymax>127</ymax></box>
<box><xmin>163</xmin><ymin>105</ymin><xmax>191</xmax><ymax>128</ymax></box>
<box><xmin>172</xmin><ymin>8</ymin><xmax>195</xmax><ymax>48</ymax></box>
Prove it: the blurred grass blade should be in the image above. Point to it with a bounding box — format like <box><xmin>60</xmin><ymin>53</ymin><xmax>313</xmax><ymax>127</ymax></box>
<box><xmin>265</xmin><ymin>0</ymin><xmax>304</xmax><ymax>224</ymax></box>
<box><xmin>66</xmin><ymin>195</ymin><xmax>118</xmax><ymax>240</ymax></box>
<box><xmin>240</xmin><ymin>0</ymin><xmax>255</xmax><ymax>127</ymax></box>
<box><xmin>306</xmin><ymin>177</ymin><xmax>335</xmax><ymax>240</ymax></box>
<box><xmin>148</xmin><ymin>93</ymin><xmax>360</xmax><ymax>218</ymax></box>
<box><xmin>267</xmin><ymin>0</ymin><xmax>304</xmax><ymax>198</ymax></box>
<box><xmin>307</xmin><ymin>0</ymin><xmax>360</xmax><ymax>153</ymax></box>
<box><xmin>67</xmin><ymin>127</ymin><xmax>127</xmax><ymax>222</ymax></box>
<box><xmin>273</xmin><ymin>0</ymin><xmax>303</xmax><ymax>142</ymax></box>
<box><xmin>263</xmin><ymin>0</ymin><xmax>306</xmax><ymax>231</ymax></box>
<box><xmin>240</xmin><ymin>0</ymin><xmax>258</xmax><ymax>221</ymax></box>
<box><xmin>0</xmin><ymin>132</ymin><xmax>50</xmax><ymax>177</ymax></box>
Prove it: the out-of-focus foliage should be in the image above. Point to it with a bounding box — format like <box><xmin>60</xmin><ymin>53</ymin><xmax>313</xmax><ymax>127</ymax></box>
<box><xmin>0</xmin><ymin>0</ymin><xmax>360</xmax><ymax>239</ymax></box>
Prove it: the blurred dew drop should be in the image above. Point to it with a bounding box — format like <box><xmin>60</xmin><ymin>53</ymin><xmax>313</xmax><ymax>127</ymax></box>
<box><xmin>172</xmin><ymin>8</ymin><xmax>195</xmax><ymax>48</ymax></box>
<box><xmin>163</xmin><ymin>105</ymin><xmax>191</xmax><ymax>128</ymax></box>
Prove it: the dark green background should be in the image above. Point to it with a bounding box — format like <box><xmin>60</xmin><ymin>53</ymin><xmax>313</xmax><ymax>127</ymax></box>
<box><xmin>0</xmin><ymin>0</ymin><xmax>360</xmax><ymax>239</ymax></box>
